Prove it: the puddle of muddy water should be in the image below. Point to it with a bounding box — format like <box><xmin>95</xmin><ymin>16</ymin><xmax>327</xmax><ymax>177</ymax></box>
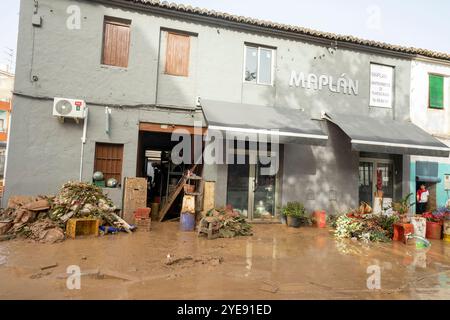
<box><xmin>0</xmin><ymin>223</ymin><xmax>449</xmax><ymax>299</ymax></box>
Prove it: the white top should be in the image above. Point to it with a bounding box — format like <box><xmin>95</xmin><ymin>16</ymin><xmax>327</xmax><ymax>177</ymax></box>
<box><xmin>418</xmin><ymin>190</ymin><xmax>429</xmax><ymax>203</ymax></box>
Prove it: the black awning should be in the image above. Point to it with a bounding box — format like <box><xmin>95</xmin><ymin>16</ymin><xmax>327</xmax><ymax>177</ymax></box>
<box><xmin>323</xmin><ymin>112</ymin><xmax>450</xmax><ymax>157</ymax></box>
<box><xmin>201</xmin><ymin>100</ymin><xmax>328</xmax><ymax>145</ymax></box>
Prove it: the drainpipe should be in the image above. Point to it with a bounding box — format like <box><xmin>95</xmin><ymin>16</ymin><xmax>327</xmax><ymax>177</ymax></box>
<box><xmin>79</xmin><ymin>107</ymin><xmax>89</xmax><ymax>181</ymax></box>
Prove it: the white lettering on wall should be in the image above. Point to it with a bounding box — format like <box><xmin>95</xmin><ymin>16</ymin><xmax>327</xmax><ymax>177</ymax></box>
<box><xmin>289</xmin><ymin>71</ymin><xmax>359</xmax><ymax>96</ymax></box>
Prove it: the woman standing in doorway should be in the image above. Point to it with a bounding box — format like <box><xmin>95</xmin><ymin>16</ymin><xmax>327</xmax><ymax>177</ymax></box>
<box><xmin>416</xmin><ymin>183</ymin><xmax>429</xmax><ymax>214</ymax></box>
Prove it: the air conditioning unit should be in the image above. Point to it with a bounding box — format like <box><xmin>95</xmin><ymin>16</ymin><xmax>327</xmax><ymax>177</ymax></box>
<box><xmin>53</xmin><ymin>97</ymin><xmax>86</xmax><ymax>119</ymax></box>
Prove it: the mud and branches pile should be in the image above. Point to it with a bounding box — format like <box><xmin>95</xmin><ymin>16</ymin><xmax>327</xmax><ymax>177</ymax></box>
<box><xmin>334</xmin><ymin>213</ymin><xmax>399</xmax><ymax>242</ymax></box>
<box><xmin>201</xmin><ymin>207</ymin><xmax>253</xmax><ymax>238</ymax></box>
<box><xmin>0</xmin><ymin>181</ymin><xmax>122</xmax><ymax>243</ymax></box>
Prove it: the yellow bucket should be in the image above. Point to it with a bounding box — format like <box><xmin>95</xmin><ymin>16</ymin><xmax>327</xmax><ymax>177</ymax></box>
<box><xmin>444</xmin><ymin>234</ymin><xmax>450</xmax><ymax>242</ymax></box>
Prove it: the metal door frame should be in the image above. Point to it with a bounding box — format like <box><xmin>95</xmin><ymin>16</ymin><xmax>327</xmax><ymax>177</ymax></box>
<box><xmin>359</xmin><ymin>157</ymin><xmax>395</xmax><ymax>207</ymax></box>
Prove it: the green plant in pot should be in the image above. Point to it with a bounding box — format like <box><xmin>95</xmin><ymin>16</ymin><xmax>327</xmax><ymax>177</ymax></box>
<box><xmin>277</xmin><ymin>205</ymin><xmax>287</xmax><ymax>225</ymax></box>
<box><xmin>282</xmin><ymin>202</ymin><xmax>307</xmax><ymax>228</ymax></box>
<box><xmin>387</xmin><ymin>193</ymin><xmax>414</xmax><ymax>223</ymax></box>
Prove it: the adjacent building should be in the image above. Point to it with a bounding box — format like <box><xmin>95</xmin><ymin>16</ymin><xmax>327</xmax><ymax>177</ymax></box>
<box><xmin>5</xmin><ymin>0</ymin><xmax>450</xmax><ymax>220</ymax></box>
<box><xmin>410</xmin><ymin>58</ymin><xmax>450</xmax><ymax>211</ymax></box>
<box><xmin>0</xmin><ymin>69</ymin><xmax>14</xmax><ymax>193</ymax></box>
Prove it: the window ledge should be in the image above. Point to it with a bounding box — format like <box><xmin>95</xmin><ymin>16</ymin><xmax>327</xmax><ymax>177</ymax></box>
<box><xmin>100</xmin><ymin>64</ymin><xmax>128</xmax><ymax>71</ymax></box>
<box><xmin>243</xmin><ymin>81</ymin><xmax>274</xmax><ymax>87</ymax></box>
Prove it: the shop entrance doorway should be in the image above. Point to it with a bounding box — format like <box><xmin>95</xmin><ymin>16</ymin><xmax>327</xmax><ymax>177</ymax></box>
<box><xmin>226</xmin><ymin>161</ymin><xmax>278</xmax><ymax>221</ymax></box>
<box><xmin>359</xmin><ymin>158</ymin><xmax>394</xmax><ymax>213</ymax></box>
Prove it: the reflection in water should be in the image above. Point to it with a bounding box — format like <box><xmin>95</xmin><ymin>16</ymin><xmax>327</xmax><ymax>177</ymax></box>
<box><xmin>0</xmin><ymin>246</ymin><xmax>9</xmax><ymax>266</ymax></box>
<box><xmin>245</xmin><ymin>240</ymin><xmax>252</xmax><ymax>276</ymax></box>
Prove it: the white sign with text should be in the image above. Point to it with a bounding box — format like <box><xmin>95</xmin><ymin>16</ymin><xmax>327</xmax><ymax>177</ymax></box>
<box><xmin>370</xmin><ymin>64</ymin><xmax>394</xmax><ymax>108</ymax></box>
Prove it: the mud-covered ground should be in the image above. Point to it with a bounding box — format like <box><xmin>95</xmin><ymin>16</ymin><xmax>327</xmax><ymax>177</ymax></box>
<box><xmin>0</xmin><ymin>222</ymin><xmax>449</xmax><ymax>299</ymax></box>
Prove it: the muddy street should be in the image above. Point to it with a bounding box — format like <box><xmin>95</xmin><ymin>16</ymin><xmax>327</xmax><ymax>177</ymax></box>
<box><xmin>0</xmin><ymin>223</ymin><xmax>449</xmax><ymax>300</ymax></box>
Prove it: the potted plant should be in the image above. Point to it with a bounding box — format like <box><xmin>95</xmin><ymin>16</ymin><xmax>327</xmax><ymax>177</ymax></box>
<box><xmin>390</xmin><ymin>193</ymin><xmax>414</xmax><ymax>223</ymax></box>
<box><xmin>277</xmin><ymin>205</ymin><xmax>287</xmax><ymax>225</ymax></box>
<box><xmin>387</xmin><ymin>193</ymin><xmax>414</xmax><ymax>241</ymax></box>
<box><xmin>282</xmin><ymin>202</ymin><xmax>307</xmax><ymax>228</ymax></box>
<box><xmin>423</xmin><ymin>208</ymin><xmax>448</xmax><ymax>240</ymax></box>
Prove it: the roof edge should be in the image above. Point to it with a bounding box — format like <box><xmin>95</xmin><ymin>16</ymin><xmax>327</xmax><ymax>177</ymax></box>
<box><xmin>90</xmin><ymin>0</ymin><xmax>450</xmax><ymax>62</ymax></box>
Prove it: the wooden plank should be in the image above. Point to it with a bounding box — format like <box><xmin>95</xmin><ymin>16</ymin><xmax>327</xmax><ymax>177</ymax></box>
<box><xmin>122</xmin><ymin>177</ymin><xmax>147</xmax><ymax>224</ymax></box>
<box><xmin>138</xmin><ymin>122</ymin><xmax>207</xmax><ymax>135</ymax></box>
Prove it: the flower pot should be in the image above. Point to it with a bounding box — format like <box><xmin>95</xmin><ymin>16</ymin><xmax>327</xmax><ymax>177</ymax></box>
<box><xmin>287</xmin><ymin>216</ymin><xmax>301</xmax><ymax>228</ymax></box>
<box><xmin>393</xmin><ymin>223</ymin><xmax>413</xmax><ymax>242</ymax></box>
<box><xmin>313</xmin><ymin>210</ymin><xmax>327</xmax><ymax>228</ymax></box>
<box><xmin>279</xmin><ymin>215</ymin><xmax>287</xmax><ymax>225</ymax></box>
<box><xmin>426</xmin><ymin>221</ymin><xmax>442</xmax><ymax>240</ymax></box>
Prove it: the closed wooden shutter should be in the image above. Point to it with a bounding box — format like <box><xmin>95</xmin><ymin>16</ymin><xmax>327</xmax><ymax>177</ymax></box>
<box><xmin>429</xmin><ymin>74</ymin><xmax>444</xmax><ymax>109</ymax></box>
<box><xmin>165</xmin><ymin>32</ymin><xmax>190</xmax><ymax>76</ymax></box>
<box><xmin>102</xmin><ymin>17</ymin><xmax>131</xmax><ymax>68</ymax></box>
<box><xmin>94</xmin><ymin>143</ymin><xmax>124</xmax><ymax>182</ymax></box>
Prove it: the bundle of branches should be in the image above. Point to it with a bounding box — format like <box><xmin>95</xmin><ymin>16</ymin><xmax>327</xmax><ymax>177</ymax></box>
<box><xmin>334</xmin><ymin>214</ymin><xmax>399</xmax><ymax>242</ymax></box>
<box><xmin>205</xmin><ymin>207</ymin><xmax>253</xmax><ymax>238</ymax></box>
<box><xmin>48</xmin><ymin>181</ymin><xmax>117</xmax><ymax>225</ymax></box>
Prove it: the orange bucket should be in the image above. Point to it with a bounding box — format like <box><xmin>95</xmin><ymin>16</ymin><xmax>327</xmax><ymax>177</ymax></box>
<box><xmin>313</xmin><ymin>210</ymin><xmax>327</xmax><ymax>228</ymax></box>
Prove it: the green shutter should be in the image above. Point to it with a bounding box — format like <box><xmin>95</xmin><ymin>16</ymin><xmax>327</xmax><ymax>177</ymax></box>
<box><xmin>429</xmin><ymin>74</ymin><xmax>444</xmax><ymax>109</ymax></box>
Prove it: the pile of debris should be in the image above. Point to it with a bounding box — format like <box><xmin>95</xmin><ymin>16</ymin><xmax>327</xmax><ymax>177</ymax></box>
<box><xmin>199</xmin><ymin>207</ymin><xmax>253</xmax><ymax>239</ymax></box>
<box><xmin>0</xmin><ymin>181</ymin><xmax>130</xmax><ymax>243</ymax></box>
<box><xmin>334</xmin><ymin>212</ymin><xmax>399</xmax><ymax>242</ymax></box>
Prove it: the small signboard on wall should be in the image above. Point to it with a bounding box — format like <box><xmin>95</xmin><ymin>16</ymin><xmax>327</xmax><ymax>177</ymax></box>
<box><xmin>370</xmin><ymin>64</ymin><xmax>394</xmax><ymax>108</ymax></box>
<box><xmin>445</xmin><ymin>174</ymin><xmax>450</xmax><ymax>190</ymax></box>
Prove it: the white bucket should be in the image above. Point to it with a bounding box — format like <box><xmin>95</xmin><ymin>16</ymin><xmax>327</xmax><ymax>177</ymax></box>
<box><xmin>411</xmin><ymin>216</ymin><xmax>426</xmax><ymax>238</ymax></box>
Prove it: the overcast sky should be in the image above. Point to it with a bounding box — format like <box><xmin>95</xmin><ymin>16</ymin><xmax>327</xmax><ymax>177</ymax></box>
<box><xmin>1</xmin><ymin>0</ymin><xmax>450</xmax><ymax>72</ymax></box>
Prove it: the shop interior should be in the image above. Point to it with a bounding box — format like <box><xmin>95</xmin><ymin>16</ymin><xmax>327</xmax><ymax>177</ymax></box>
<box><xmin>136</xmin><ymin>130</ymin><xmax>193</xmax><ymax>220</ymax></box>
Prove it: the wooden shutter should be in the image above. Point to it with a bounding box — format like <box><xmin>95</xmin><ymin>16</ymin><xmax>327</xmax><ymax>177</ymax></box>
<box><xmin>94</xmin><ymin>143</ymin><xmax>124</xmax><ymax>183</ymax></box>
<box><xmin>429</xmin><ymin>74</ymin><xmax>444</xmax><ymax>109</ymax></box>
<box><xmin>102</xmin><ymin>17</ymin><xmax>131</xmax><ymax>68</ymax></box>
<box><xmin>165</xmin><ymin>32</ymin><xmax>190</xmax><ymax>76</ymax></box>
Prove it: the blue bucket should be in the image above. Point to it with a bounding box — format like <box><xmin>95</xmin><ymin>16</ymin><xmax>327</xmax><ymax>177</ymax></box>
<box><xmin>180</xmin><ymin>212</ymin><xmax>196</xmax><ymax>231</ymax></box>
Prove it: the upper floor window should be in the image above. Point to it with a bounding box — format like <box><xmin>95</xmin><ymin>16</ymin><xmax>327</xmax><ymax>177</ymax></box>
<box><xmin>244</xmin><ymin>45</ymin><xmax>275</xmax><ymax>85</ymax></box>
<box><xmin>102</xmin><ymin>16</ymin><xmax>131</xmax><ymax>68</ymax></box>
<box><xmin>429</xmin><ymin>74</ymin><xmax>444</xmax><ymax>109</ymax></box>
<box><xmin>165</xmin><ymin>32</ymin><xmax>191</xmax><ymax>77</ymax></box>
<box><xmin>369</xmin><ymin>63</ymin><xmax>394</xmax><ymax>109</ymax></box>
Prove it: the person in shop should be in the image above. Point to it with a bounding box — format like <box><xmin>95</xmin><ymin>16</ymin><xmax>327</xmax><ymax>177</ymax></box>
<box><xmin>416</xmin><ymin>183</ymin><xmax>429</xmax><ymax>214</ymax></box>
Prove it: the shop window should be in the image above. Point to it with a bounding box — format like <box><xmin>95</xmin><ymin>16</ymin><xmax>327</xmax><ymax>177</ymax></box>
<box><xmin>165</xmin><ymin>32</ymin><xmax>191</xmax><ymax>77</ymax></box>
<box><xmin>94</xmin><ymin>143</ymin><xmax>124</xmax><ymax>183</ymax></box>
<box><xmin>429</xmin><ymin>74</ymin><xmax>444</xmax><ymax>109</ymax></box>
<box><xmin>244</xmin><ymin>45</ymin><xmax>275</xmax><ymax>85</ymax></box>
<box><xmin>102</xmin><ymin>16</ymin><xmax>131</xmax><ymax>68</ymax></box>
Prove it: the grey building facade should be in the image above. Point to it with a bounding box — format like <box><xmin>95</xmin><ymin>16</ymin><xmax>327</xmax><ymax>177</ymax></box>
<box><xmin>5</xmin><ymin>0</ymin><xmax>449</xmax><ymax>220</ymax></box>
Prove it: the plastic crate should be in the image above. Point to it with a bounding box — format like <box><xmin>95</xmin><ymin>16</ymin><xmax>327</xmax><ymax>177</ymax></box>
<box><xmin>66</xmin><ymin>218</ymin><xmax>100</xmax><ymax>239</ymax></box>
